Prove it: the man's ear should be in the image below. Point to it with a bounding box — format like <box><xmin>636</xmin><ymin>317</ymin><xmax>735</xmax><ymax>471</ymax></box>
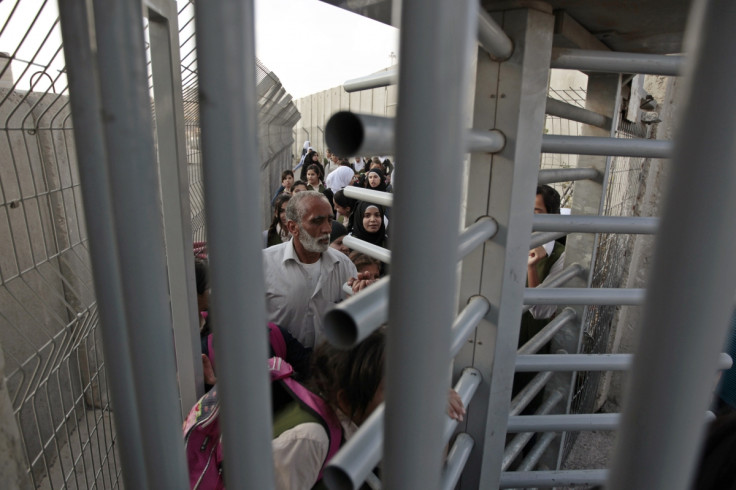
<box><xmin>286</xmin><ymin>219</ymin><xmax>299</xmax><ymax>236</ymax></box>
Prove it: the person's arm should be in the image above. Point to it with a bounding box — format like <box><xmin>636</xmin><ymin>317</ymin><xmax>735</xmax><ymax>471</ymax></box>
<box><xmin>529</xmin><ymin>251</ymin><xmax>566</xmax><ymax>319</ymax></box>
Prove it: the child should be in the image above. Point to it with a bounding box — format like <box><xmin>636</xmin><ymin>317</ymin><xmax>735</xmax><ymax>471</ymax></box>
<box><xmin>271</xmin><ymin>169</ymin><xmax>295</xmax><ymax>205</ymax></box>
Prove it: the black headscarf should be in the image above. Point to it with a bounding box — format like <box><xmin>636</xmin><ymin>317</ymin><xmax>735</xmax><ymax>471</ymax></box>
<box><xmin>365</xmin><ymin>168</ymin><xmax>388</xmax><ymax>193</ymax></box>
<box><xmin>352</xmin><ymin>201</ymin><xmax>387</xmax><ymax>247</ymax></box>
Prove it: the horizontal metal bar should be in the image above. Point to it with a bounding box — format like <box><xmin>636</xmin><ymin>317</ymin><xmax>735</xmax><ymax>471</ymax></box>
<box><xmin>524</xmin><ymin>288</ymin><xmax>645</xmax><ymax>305</ymax></box>
<box><xmin>518</xmin><ymin>308</ymin><xmax>577</xmax><ymax>355</ymax></box>
<box><xmin>466</xmin><ymin>128</ymin><xmax>506</xmax><ymax>153</ymax></box>
<box><xmin>328</xmin><ymin>221</ymin><xmax>497</xmax><ymax>349</ymax></box>
<box><xmin>477</xmin><ymin>7</ymin><xmax>513</xmax><ymax>60</ymax></box>
<box><xmin>517</xmin><ymin>431</ymin><xmax>557</xmax><ymax>471</ymax></box>
<box><xmin>323</xmin><ymin>367</ymin><xmax>480</xmax><ymax>490</ymax></box>
<box><xmin>507</xmin><ymin>413</ymin><xmax>620</xmax><ymax>432</ymax></box>
<box><xmin>343</xmin><ymin>68</ymin><xmax>398</xmax><ymax>93</ymax></box>
<box><xmin>326</xmin><ymin>277</ymin><xmax>390</xmax><ymax>349</ymax></box>
<box><xmin>532</xmin><ymin>214</ymin><xmax>659</xmax><ymax>234</ymax></box>
<box><xmin>444</xmin><ymin>368</ymin><xmax>482</xmax><ymax>442</ymax></box>
<box><xmin>450</xmin><ymin>296</ymin><xmax>491</xmax><ymax>358</ymax></box>
<box><xmin>542</xmin><ymin>134</ymin><xmax>673</xmax><ymax>158</ymax></box>
<box><xmin>503</xmin><ymin>391</ymin><xmax>564</xmax><ymax>470</ymax></box>
<box><xmin>521</xmin><ymin>265</ymin><xmax>584</xmax><ymax>313</ymax></box>
<box><xmin>509</xmin><ymin>371</ymin><xmax>554</xmax><ymax>417</ymax></box>
<box><xmin>342</xmin><ymin>235</ymin><xmax>391</xmax><ymax>264</ymax></box>
<box><xmin>440</xmin><ymin>433</ymin><xmax>475</xmax><ymax>490</ymax></box>
<box><xmin>529</xmin><ymin>231</ymin><xmax>567</xmax><ymax>249</ymax></box>
<box><xmin>326</xmin><ymin>111</ymin><xmax>395</xmax><ymax>156</ymax></box>
<box><xmin>499</xmin><ymin>469</ymin><xmax>608</xmax><ymax>488</ymax></box>
<box><xmin>457</xmin><ymin>217</ymin><xmax>498</xmax><ymax>259</ymax></box>
<box><xmin>538</xmin><ymin>167</ymin><xmax>601</xmax><ymax>185</ymax></box>
<box><xmin>550</xmin><ymin>48</ymin><xmax>684</xmax><ymax>76</ymax></box>
<box><xmin>326</xmin><ymin>112</ymin><xmax>507</xmax><ymax>157</ymax></box>
<box><xmin>515</xmin><ymin>352</ymin><xmax>734</xmax><ymax>372</ymax></box>
<box><xmin>342</xmin><ymin>186</ymin><xmax>394</xmax><ymax>207</ymax></box>
<box><xmin>545</xmin><ymin>97</ymin><xmax>611</xmax><ymax>130</ymax></box>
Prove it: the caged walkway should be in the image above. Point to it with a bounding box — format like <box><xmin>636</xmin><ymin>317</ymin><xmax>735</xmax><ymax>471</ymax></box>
<box><xmin>1</xmin><ymin>0</ymin><xmax>736</xmax><ymax>489</ymax></box>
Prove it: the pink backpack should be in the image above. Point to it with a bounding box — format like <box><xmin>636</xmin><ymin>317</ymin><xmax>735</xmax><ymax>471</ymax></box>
<box><xmin>183</xmin><ymin>354</ymin><xmax>342</xmax><ymax>489</ymax></box>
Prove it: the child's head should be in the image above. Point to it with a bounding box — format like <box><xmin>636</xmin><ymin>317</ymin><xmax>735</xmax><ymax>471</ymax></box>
<box><xmin>281</xmin><ymin>170</ymin><xmax>294</xmax><ymax>189</ymax></box>
<box><xmin>306</xmin><ymin>164</ymin><xmax>320</xmax><ymax>186</ymax></box>
<box><xmin>349</xmin><ymin>251</ymin><xmax>381</xmax><ymax>279</ymax></box>
<box><xmin>292</xmin><ymin>180</ymin><xmax>309</xmax><ymax>194</ymax></box>
<box><xmin>309</xmin><ymin>328</ymin><xmax>385</xmax><ymax>425</ymax></box>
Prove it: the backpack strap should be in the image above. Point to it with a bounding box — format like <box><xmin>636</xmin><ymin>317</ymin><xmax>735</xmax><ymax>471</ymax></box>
<box><xmin>268</xmin><ymin>323</ymin><xmax>288</xmax><ymax>359</ymax></box>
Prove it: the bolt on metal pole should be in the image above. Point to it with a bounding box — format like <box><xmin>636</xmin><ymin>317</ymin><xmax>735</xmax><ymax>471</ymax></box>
<box><xmin>609</xmin><ymin>2</ymin><xmax>736</xmax><ymax>489</ymax></box>
<box><xmin>91</xmin><ymin>0</ymin><xmax>189</xmax><ymax>486</ymax></box>
<box><xmin>195</xmin><ymin>0</ymin><xmax>275</xmax><ymax>488</ymax></box>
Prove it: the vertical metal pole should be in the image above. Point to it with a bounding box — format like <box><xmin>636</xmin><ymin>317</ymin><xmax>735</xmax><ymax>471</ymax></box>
<box><xmin>385</xmin><ymin>0</ymin><xmax>477</xmax><ymax>488</ymax></box>
<box><xmin>609</xmin><ymin>2</ymin><xmax>736</xmax><ymax>489</ymax></box>
<box><xmin>56</xmin><ymin>1</ymin><xmax>147</xmax><ymax>487</ymax></box>
<box><xmin>147</xmin><ymin>0</ymin><xmax>204</xmax><ymax>409</ymax></box>
<box><xmin>195</xmin><ymin>1</ymin><xmax>275</xmax><ymax>489</ymax></box>
<box><xmin>454</xmin><ymin>8</ymin><xmax>555</xmax><ymax>489</ymax></box>
<box><xmin>91</xmin><ymin>0</ymin><xmax>189</xmax><ymax>487</ymax></box>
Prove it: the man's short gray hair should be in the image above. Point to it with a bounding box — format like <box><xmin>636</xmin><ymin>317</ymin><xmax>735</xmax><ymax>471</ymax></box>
<box><xmin>285</xmin><ymin>190</ymin><xmax>329</xmax><ymax>225</ymax></box>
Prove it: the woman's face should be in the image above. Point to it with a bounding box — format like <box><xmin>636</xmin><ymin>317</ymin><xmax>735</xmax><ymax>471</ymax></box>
<box><xmin>292</xmin><ymin>184</ymin><xmax>308</xmax><ymax>194</ymax></box>
<box><xmin>367</xmin><ymin>172</ymin><xmax>381</xmax><ymax>189</ymax></box>
<box><xmin>358</xmin><ymin>263</ymin><xmax>380</xmax><ymax>280</ymax></box>
<box><xmin>362</xmin><ymin>206</ymin><xmax>382</xmax><ymax>233</ymax></box>
<box><xmin>282</xmin><ymin>174</ymin><xmax>294</xmax><ymax>189</ymax></box>
<box><xmin>334</xmin><ymin>202</ymin><xmax>351</xmax><ymax>217</ymax></box>
<box><xmin>312</xmin><ymin>153</ymin><xmax>320</xmax><ymax>162</ymax></box>
<box><xmin>307</xmin><ymin>169</ymin><xmax>319</xmax><ymax>186</ymax></box>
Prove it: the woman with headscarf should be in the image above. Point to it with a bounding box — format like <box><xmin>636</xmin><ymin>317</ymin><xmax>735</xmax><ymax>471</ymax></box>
<box><xmin>351</xmin><ymin>201</ymin><xmax>388</xmax><ymax>248</ymax></box>
<box><xmin>299</xmin><ymin>149</ymin><xmax>324</xmax><ymax>182</ymax></box>
<box><xmin>293</xmin><ymin>140</ymin><xmax>311</xmax><ymax>173</ymax></box>
<box><xmin>364</xmin><ymin>167</ymin><xmax>388</xmax><ymax>193</ymax></box>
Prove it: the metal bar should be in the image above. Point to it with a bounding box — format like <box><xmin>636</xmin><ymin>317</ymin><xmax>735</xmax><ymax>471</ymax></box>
<box><xmin>457</xmin><ymin>217</ymin><xmax>499</xmax><ymax>259</ymax></box>
<box><xmin>517</xmin><ymin>430</ymin><xmax>557</xmax><ymax>471</ymax></box>
<box><xmin>56</xmin><ymin>1</ymin><xmax>146</xmax><ymax>486</ymax></box>
<box><xmin>325</xmin><ymin>277</ymin><xmax>390</xmax><ymax>349</ymax></box>
<box><xmin>325</xmin><ymin>111</ymin><xmax>394</xmax><ymax>156</ymax></box>
<box><xmin>537</xmin><ymin>167</ymin><xmax>601</xmax><ymax>185</ymax></box>
<box><xmin>502</xmin><ymin>390</ymin><xmax>564</xmax><ymax>470</ymax></box>
<box><xmin>550</xmin><ymin>48</ymin><xmax>684</xmax><ymax>76</ymax></box>
<box><xmin>323</xmin><ymin>367</ymin><xmax>480</xmax><ymax>490</ymax></box>
<box><xmin>521</xmin><ymin>266</ymin><xmax>585</xmax><ymax>313</ymax></box>
<box><xmin>466</xmin><ymin>128</ymin><xmax>506</xmax><ymax>153</ymax></box>
<box><xmin>440</xmin><ymin>433</ymin><xmax>475</xmax><ymax>490</ymax></box>
<box><xmin>524</xmin><ymin>288</ymin><xmax>645</xmax><ymax>305</ymax></box>
<box><xmin>326</xmin><ymin>112</ymin><xmax>506</xmax><ymax>157</ymax></box>
<box><xmin>530</xmin><ymin>231</ymin><xmax>567</xmax><ymax>249</ymax></box>
<box><xmin>91</xmin><ymin>0</ymin><xmax>189</xmax><ymax>486</ymax></box>
<box><xmin>343</xmin><ymin>186</ymin><xmax>394</xmax><ymax>207</ymax></box>
<box><xmin>327</xmin><ymin>219</ymin><xmax>497</xmax><ymax>349</ymax></box>
<box><xmin>477</xmin><ymin>8</ymin><xmax>513</xmax><ymax>60</ymax></box>
<box><xmin>532</xmin><ymin>214</ymin><xmax>659</xmax><ymax>234</ymax></box>
<box><xmin>610</xmin><ymin>3</ymin><xmax>736</xmax><ymax>489</ymax></box>
<box><xmin>518</xmin><ymin>308</ymin><xmax>577</xmax><ymax>354</ymax></box>
<box><xmin>450</xmin><ymin>296</ymin><xmax>492</xmax><ymax>358</ymax></box>
<box><xmin>509</xmin><ymin>371</ymin><xmax>554</xmax><ymax>416</ymax></box>
<box><xmin>508</xmin><ymin>413</ymin><xmax>619</xmax><ymax>432</ymax></box>
<box><xmin>542</xmin><ymin>134</ymin><xmax>672</xmax><ymax>158</ymax></box>
<box><xmin>516</xmin><ymin>352</ymin><xmax>735</xmax><ymax>371</ymax></box>
<box><xmin>545</xmin><ymin>97</ymin><xmax>611</xmax><ymax>130</ymax></box>
<box><xmin>195</xmin><ymin>0</ymin><xmax>275</xmax><ymax>488</ymax></box>
<box><xmin>443</xmin><ymin>368</ymin><xmax>482</xmax><ymax>442</ymax></box>
<box><xmin>499</xmin><ymin>469</ymin><xmax>608</xmax><ymax>488</ymax></box>
<box><xmin>342</xmin><ymin>235</ymin><xmax>392</xmax><ymax>264</ymax></box>
<box><xmin>343</xmin><ymin>68</ymin><xmax>398</xmax><ymax>93</ymax></box>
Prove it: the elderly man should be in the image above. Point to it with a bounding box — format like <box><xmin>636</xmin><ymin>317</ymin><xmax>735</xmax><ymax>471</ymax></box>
<box><xmin>263</xmin><ymin>191</ymin><xmax>368</xmax><ymax>348</ymax></box>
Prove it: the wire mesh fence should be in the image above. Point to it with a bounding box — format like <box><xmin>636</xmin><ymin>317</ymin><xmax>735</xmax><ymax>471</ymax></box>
<box><xmin>0</xmin><ymin>0</ymin><xmax>299</xmax><ymax>488</ymax></box>
<box><xmin>563</xmin><ymin>118</ymin><xmax>652</xmax><ymax>460</ymax></box>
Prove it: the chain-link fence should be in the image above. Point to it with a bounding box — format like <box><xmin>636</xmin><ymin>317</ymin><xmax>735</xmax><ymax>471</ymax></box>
<box><xmin>0</xmin><ymin>0</ymin><xmax>298</xmax><ymax>487</ymax></box>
